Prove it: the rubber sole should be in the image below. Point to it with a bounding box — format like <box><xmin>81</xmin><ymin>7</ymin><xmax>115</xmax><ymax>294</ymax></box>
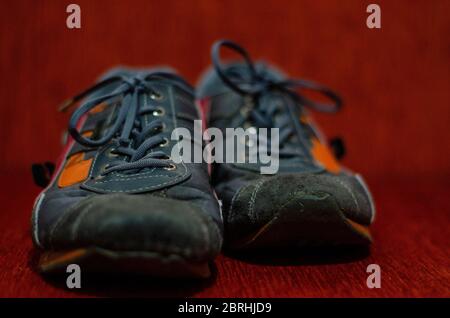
<box><xmin>227</xmin><ymin>193</ymin><xmax>372</xmax><ymax>250</ymax></box>
<box><xmin>38</xmin><ymin>247</ymin><xmax>211</xmax><ymax>278</ymax></box>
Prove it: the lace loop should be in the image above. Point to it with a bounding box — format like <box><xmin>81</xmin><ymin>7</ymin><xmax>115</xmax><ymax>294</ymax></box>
<box><xmin>211</xmin><ymin>39</ymin><xmax>342</xmax><ymax>113</ymax></box>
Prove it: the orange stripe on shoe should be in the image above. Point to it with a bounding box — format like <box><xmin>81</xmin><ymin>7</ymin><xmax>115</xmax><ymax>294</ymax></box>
<box><xmin>57</xmin><ymin>153</ymin><xmax>93</xmax><ymax>188</ymax></box>
<box><xmin>311</xmin><ymin>137</ymin><xmax>341</xmax><ymax>173</ymax></box>
<box><xmin>82</xmin><ymin>130</ymin><xmax>93</xmax><ymax>137</ymax></box>
<box><xmin>89</xmin><ymin>102</ymin><xmax>108</xmax><ymax>114</ymax></box>
<box><xmin>346</xmin><ymin>218</ymin><xmax>372</xmax><ymax>239</ymax></box>
<box><xmin>299</xmin><ymin>114</ymin><xmax>310</xmax><ymax>124</ymax></box>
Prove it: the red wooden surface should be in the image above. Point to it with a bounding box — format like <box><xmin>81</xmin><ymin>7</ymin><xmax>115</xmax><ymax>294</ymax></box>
<box><xmin>0</xmin><ymin>0</ymin><xmax>449</xmax><ymax>297</ymax></box>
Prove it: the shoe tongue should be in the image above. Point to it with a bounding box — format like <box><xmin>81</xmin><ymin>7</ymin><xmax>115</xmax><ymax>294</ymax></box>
<box><xmin>258</xmin><ymin>90</ymin><xmax>300</xmax><ymax>126</ymax></box>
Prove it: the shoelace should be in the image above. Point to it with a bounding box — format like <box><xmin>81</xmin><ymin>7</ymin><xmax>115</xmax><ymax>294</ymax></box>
<box><xmin>211</xmin><ymin>40</ymin><xmax>342</xmax><ymax>158</ymax></box>
<box><xmin>60</xmin><ymin>72</ymin><xmax>192</xmax><ymax>175</ymax></box>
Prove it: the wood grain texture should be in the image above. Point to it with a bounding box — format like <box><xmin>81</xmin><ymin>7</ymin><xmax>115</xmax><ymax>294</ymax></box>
<box><xmin>0</xmin><ymin>0</ymin><xmax>449</xmax><ymax>297</ymax></box>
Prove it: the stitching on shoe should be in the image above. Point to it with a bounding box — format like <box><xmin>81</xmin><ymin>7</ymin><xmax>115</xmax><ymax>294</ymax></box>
<box><xmin>87</xmin><ymin>146</ymin><xmax>102</xmax><ymax>179</ymax></box>
<box><xmin>228</xmin><ymin>182</ymin><xmax>253</xmax><ymax>224</ymax></box>
<box><xmin>335</xmin><ymin>178</ymin><xmax>360</xmax><ymax>211</ymax></box>
<box><xmin>83</xmin><ymin>162</ymin><xmax>189</xmax><ymax>193</ymax></box>
<box><xmin>273</xmin><ymin>188</ymin><xmax>306</xmax><ymax>219</ymax></box>
<box><xmin>93</xmin><ymin>174</ymin><xmax>178</xmax><ymax>183</ymax></box>
<box><xmin>111</xmin><ymin>167</ymin><xmax>157</xmax><ymax>177</ymax></box>
<box><xmin>248</xmin><ymin>178</ymin><xmax>267</xmax><ymax>223</ymax></box>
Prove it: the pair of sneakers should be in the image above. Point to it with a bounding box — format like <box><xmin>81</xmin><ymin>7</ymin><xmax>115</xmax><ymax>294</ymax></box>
<box><xmin>31</xmin><ymin>40</ymin><xmax>375</xmax><ymax>278</ymax></box>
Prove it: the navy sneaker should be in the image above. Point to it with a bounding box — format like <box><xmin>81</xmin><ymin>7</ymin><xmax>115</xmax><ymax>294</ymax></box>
<box><xmin>31</xmin><ymin>67</ymin><xmax>222</xmax><ymax>277</ymax></box>
<box><xmin>197</xmin><ymin>40</ymin><xmax>375</xmax><ymax>250</ymax></box>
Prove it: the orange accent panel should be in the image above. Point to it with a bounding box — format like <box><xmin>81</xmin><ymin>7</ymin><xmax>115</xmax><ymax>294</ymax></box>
<box><xmin>299</xmin><ymin>114</ymin><xmax>310</xmax><ymax>124</ymax></box>
<box><xmin>346</xmin><ymin>219</ymin><xmax>372</xmax><ymax>239</ymax></box>
<box><xmin>89</xmin><ymin>102</ymin><xmax>108</xmax><ymax>114</ymax></box>
<box><xmin>82</xmin><ymin>130</ymin><xmax>93</xmax><ymax>137</ymax></box>
<box><xmin>311</xmin><ymin>138</ymin><xmax>341</xmax><ymax>173</ymax></box>
<box><xmin>57</xmin><ymin>153</ymin><xmax>93</xmax><ymax>188</ymax></box>
<box><xmin>39</xmin><ymin>248</ymin><xmax>88</xmax><ymax>272</ymax></box>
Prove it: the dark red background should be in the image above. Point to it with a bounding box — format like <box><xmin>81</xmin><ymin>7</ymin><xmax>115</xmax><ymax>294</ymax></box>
<box><xmin>0</xmin><ymin>0</ymin><xmax>448</xmax><ymax>297</ymax></box>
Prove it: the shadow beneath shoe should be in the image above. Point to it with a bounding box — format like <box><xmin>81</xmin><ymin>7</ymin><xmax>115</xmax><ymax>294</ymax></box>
<box><xmin>28</xmin><ymin>249</ymin><xmax>216</xmax><ymax>297</ymax></box>
<box><xmin>224</xmin><ymin>245</ymin><xmax>370</xmax><ymax>266</ymax></box>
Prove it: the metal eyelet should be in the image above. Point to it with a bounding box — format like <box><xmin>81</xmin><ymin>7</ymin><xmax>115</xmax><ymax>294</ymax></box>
<box><xmin>95</xmin><ymin>175</ymin><xmax>105</xmax><ymax>181</ymax></box>
<box><xmin>153</xmin><ymin>123</ymin><xmax>165</xmax><ymax>132</ymax></box>
<box><xmin>164</xmin><ymin>164</ymin><xmax>176</xmax><ymax>171</ymax></box>
<box><xmin>150</xmin><ymin>92</ymin><xmax>164</xmax><ymax>101</ymax></box>
<box><xmin>108</xmin><ymin>148</ymin><xmax>118</xmax><ymax>158</ymax></box>
<box><xmin>97</xmin><ymin>164</ymin><xmax>110</xmax><ymax>178</ymax></box>
<box><xmin>153</xmin><ymin>107</ymin><xmax>165</xmax><ymax>117</ymax></box>
<box><xmin>160</xmin><ymin>138</ymin><xmax>169</xmax><ymax>147</ymax></box>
